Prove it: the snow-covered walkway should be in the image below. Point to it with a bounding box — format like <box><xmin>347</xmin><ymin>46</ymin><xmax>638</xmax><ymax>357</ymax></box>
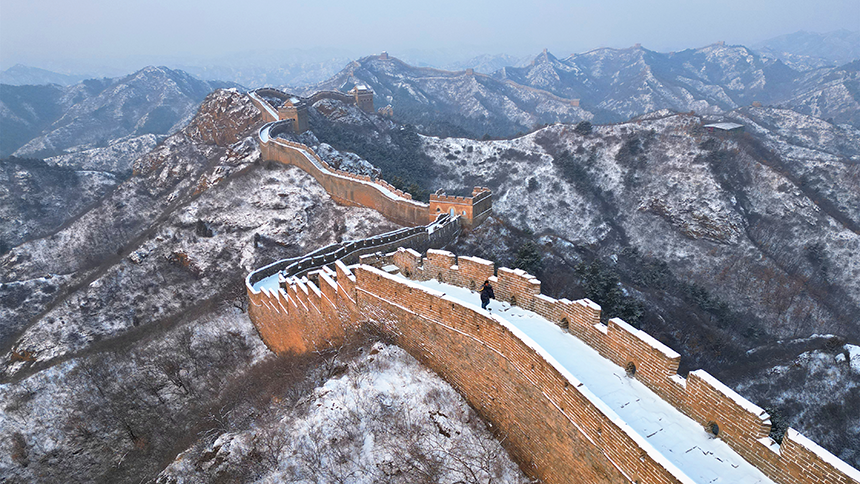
<box><xmin>409</xmin><ymin>276</ymin><xmax>775</xmax><ymax>484</ymax></box>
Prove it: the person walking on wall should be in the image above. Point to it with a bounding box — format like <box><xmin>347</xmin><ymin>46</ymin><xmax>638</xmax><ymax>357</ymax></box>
<box><xmin>480</xmin><ymin>280</ymin><xmax>495</xmax><ymax>310</ymax></box>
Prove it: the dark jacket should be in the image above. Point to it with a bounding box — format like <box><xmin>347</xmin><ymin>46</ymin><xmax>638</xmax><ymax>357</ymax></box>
<box><xmin>480</xmin><ymin>283</ymin><xmax>495</xmax><ymax>303</ymax></box>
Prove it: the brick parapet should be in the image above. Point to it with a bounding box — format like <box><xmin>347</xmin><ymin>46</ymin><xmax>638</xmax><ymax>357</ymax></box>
<box><xmin>352</xmin><ymin>266</ymin><xmax>684</xmax><ymax>483</ymax></box>
<box><xmin>372</xmin><ymin>249</ymin><xmax>860</xmax><ymax>484</ymax></box>
<box><xmin>494</xmin><ymin>267</ymin><xmax>542</xmax><ymax>310</ymax></box>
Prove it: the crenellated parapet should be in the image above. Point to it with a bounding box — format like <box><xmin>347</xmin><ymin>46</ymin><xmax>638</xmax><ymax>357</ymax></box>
<box><xmin>246</xmin><ymin>245</ymin><xmax>860</xmax><ymax>484</ymax></box>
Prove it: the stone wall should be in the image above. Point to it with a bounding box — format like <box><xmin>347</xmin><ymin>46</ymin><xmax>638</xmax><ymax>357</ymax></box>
<box><xmin>246</xmin><ymin>247</ymin><xmax>860</xmax><ymax>484</ymax></box>
<box><xmin>256</xmin><ymin>119</ymin><xmax>492</xmax><ymax>228</ymax></box>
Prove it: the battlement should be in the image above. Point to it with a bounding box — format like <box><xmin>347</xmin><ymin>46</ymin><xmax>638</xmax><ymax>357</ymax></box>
<box><xmin>246</xmin><ymin>244</ymin><xmax>860</xmax><ymax>484</ymax></box>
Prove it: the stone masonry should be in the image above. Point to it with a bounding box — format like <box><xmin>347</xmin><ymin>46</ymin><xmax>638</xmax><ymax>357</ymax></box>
<box><xmin>247</xmin><ymin>247</ymin><xmax>860</xmax><ymax>484</ymax></box>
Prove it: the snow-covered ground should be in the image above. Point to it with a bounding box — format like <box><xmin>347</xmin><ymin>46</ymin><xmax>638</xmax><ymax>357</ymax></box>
<box><xmin>406</xmin><ymin>275</ymin><xmax>775</xmax><ymax>483</ymax></box>
<box><xmin>157</xmin><ymin>342</ymin><xmax>530</xmax><ymax>484</ymax></box>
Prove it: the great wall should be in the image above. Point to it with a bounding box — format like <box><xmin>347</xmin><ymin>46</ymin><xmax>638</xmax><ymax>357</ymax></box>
<box><xmin>243</xmin><ymin>82</ymin><xmax>860</xmax><ymax>483</ymax></box>
<box><xmin>248</xmin><ymin>88</ymin><xmax>492</xmax><ymax>228</ymax></box>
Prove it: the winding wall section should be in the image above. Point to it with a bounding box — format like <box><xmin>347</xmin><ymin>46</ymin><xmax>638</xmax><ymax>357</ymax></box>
<box><xmin>249</xmin><ymin>90</ymin><xmax>492</xmax><ymax>228</ymax></box>
<box><xmin>246</xmin><ymin>247</ymin><xmax>860</xmax><ymax>484</ymax></box>
<box><xmin>244</xmin><ymin>87</ymin><xmax>857</xmax><ymax>484</ymax></box>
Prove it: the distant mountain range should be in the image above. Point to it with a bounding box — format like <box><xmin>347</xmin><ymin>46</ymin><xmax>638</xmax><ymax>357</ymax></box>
<box><xmin>755</xmin><ymin>29</ymin><xmax>860</xmax><ymax>69</ymax></box>
<box><xmin>303</xmin><ymin>54</ymin><xmax>593</xmax><ymax>138</ymax></box>
<box><xmin>5</xmin><ymin>29</ymin><xmax>854</xmax><ymax>89</ymax></box>
<box><xmin>0</xmin><ymin>64</ymin><xmax>90</xmax><ymax>87</ymax></box>
<box><xmin>301</xmin><ymin>41</ymin><xmax>858</xmax><ymax>137</ymax></box>
<box><xmin>4</xmin><ymin>32</ymin><xmax>858</xmax><ymax>148</ymax></box>
<box><xmin>0</xmin><ymin>66</ymin><xmax>241</xmax><ymax>159</ymax></box>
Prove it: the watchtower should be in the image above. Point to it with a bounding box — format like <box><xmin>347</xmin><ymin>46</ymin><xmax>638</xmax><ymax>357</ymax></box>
<box><xmin>278</xmin><ymin>97</ymin><xmax>308</xmax><ymax>134</ymax></box>
<box><xmin>350</xmin><ymin>85</ymin><xmax>374</xmax><ymax>113</ymax></box>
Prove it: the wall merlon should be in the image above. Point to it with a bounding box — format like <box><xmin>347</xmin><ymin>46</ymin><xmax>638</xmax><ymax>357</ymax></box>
<box><xmin>319</xmin><ymin>271</ymin><xmax>338</xmax><ymax>300</ymax></box>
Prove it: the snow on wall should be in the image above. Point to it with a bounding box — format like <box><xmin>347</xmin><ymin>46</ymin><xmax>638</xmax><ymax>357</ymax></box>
<box><xmin>246</xmin><ymin>244</ymin><xmax>860</xmax><ymax>484</ymax></box>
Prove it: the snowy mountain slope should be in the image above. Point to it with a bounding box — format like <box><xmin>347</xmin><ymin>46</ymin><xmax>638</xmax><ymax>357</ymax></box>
<box><xmin>0</xmin><ymin>83</ymin><xmax>67</xmax><ymax>157</ymax></box>
<box><xmin>778</xmin><ymin>60</ymin><xmax>860</xmax><ymax>127</ymax></box>
<box><xmin>5</xmin><ymin>66</ymin><xmax>240</xmax><ymax>160</ymax></box>
<box><xmin>733</xmin><ymin>339</ymin><xmax>860</xmax><ymax>466</ymax></box>
<box><xmin>0</xmin><ymin>88</ymin><xmax>527</xmax><ymax>483</ymax></box>
<box><xmin>304</xmin><ymin>54</ymin><xmax>592</xmax><ymax>138</ymax></box>
<box><xmin>0</xmin><ymin>89</ymin><xmax>264</xmax><ymax>361</ymax></box>
<box><xmin>156</xmin><ymin>343</ymin><xmax>529</xmax><ymax>484</ymax></box>
<box><xmin>0</xmin><ymin>157</ymin><xmax>120</xmax><ymax>252</ymax></box>
<box><xmin>0</xmin><ymin>305</ymin><xmax>269</xmax><ymax>483</ymax></box>
<box><xmin>43</xmin><ymin>133</ymin><xmax>163</xmax><ymax>174</ymax></box>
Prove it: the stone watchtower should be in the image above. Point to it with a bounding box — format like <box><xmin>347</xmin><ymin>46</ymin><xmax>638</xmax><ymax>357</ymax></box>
<box><xmin>278</xmin><ymin>97</ymin><xmax>308</xmax><ymax>134</ymax></box>
<box><xmin>349</xmin><ymin>85</ymin><xmax>374</xmax><ymax>113</ymax></box>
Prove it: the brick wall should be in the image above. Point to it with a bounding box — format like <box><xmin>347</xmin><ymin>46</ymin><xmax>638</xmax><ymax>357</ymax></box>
<box><xmin>260</xmin><ymin>136</ymin><xmax>430</xmax><ymax>227</ymax></box>
<box><xmin>247</xmin><ymin>248</ymin><xmax>860</xmax><ymax>484</ymax></box>
<box><xmin>383</xmin><ymin>252</ymin><xmax>860</xmax><ymax>484</ymax></box>
<box><xmin>251</xmin><ymin>92</ymin><xmax>493</xmax><ymax>229</ymax></box>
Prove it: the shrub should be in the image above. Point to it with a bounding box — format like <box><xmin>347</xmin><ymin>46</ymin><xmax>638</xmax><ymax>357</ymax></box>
<box><xmin>574</xmin><ymin>120</ymin><xmax>593</xmax><ymax>135</ymax></box>
<box><xmin>575</xmin><ymin>259</ymin><xmax>643</xmax><ymax>325</ymax></box>
<box><xmin>514</xmin><ymin>241</ymin><xmax>543</xmax><ymax>276</ymax></box>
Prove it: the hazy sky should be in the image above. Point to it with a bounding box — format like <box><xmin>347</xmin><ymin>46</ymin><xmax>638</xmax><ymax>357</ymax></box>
<box><xmin>1</xmin><ymin>0</ymin><xmax>858</xmax><ymax>71</ymax></box>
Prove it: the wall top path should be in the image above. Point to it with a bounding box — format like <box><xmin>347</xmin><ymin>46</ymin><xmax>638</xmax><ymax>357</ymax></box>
<box><xmin>371</xmin><ymin>250</ymin><xmax>859</xmax><ymax>484</ymax></box>
<box><xmin>372</xmin><ymin>271</ymin><xmax>773</xmax><ymax>484</ymax></box>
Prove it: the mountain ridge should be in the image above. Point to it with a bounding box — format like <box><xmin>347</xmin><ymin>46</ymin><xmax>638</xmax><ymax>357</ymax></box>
<box><xmin>1</xmin><ymin>66</ymin><xmax>243</xmax><ymax>159</ymax></box>
<box><xmin>295</xmin><ymin>42</ymin><xmax>857</xmax><ymax>138</ymax></box>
